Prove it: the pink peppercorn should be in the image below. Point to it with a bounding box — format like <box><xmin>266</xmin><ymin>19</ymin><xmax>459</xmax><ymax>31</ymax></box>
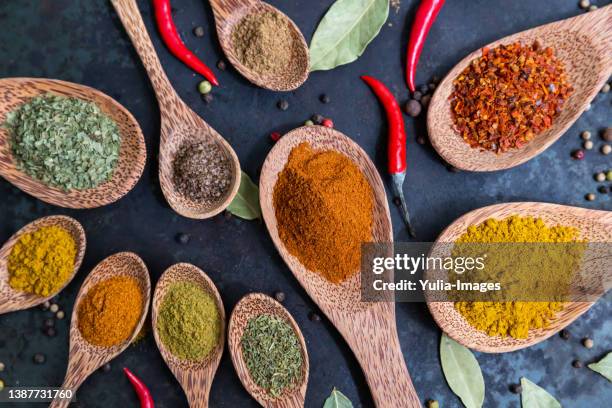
<box><xmin>322</xmin><ymin>118</ymin><xmax>334</xmax><ymax>128</ymax></box>
<box><xmin>270</xmin><ymin>132</ymin><xmax>281</xmax><ymax>142</ymax></box>
<box><xmin>572</xmin><ymin>149</ymin><xmax>585</xmax><ymax>160</ymax></box>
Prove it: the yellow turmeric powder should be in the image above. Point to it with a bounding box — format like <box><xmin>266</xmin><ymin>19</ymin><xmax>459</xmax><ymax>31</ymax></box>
<box><xmin>453</xmin><ymin>215</ymin><xmax>583</xmax><ymax>339</ymax></box>
<box><xmin>8</xmin><ymin>225</ymin><xmax>76</xmax><ymax>297</ymax></box>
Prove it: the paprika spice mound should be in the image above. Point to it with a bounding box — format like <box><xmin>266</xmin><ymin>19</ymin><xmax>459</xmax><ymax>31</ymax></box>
<box><xmin>273</xmin><ymin>142</ymin><xmax>373</xmax><ymax>284</ymax></box>
<box><xmin>450</xmin><ymin>41</ymin><xmax>573</xmax><ymax>153</ymax></box>
<box><xmin>453</xmin><ymin>216</ymin><xmax>584</xmax><ymax>339</ymax></box>
<box><xmin>78</xmin><ymin>275</ymin><xmax>143</xmax><ymax>347</ymax></box>
<box><xmin>8</xmin><ymin>226</ymin><xmax>76</xmax><ymax>297</ymax></box>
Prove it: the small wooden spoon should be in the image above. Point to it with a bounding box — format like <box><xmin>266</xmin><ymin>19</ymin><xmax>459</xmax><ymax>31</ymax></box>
<box><xmin>428</xmin><ymin>6</ymin><xmax>612</xmax><ymax>171</ymax></box>
<box><xmin>50</xmin><ymin>252</ymin><xmax>151</xmax><ymax>408</ymax></box>
<box><xmin>0</xmin><ymin>77</ymin><xmax>146</xmax><ymax>208</ymax></box>
<box><xmin>260</xmin><ymin>126</ymin><xmax>421</xmax><ymax>408</ymax></box>
<box><xmin>209</xmin><ymin>0</ymin><xmax>309</xmax><ymax>91</ymax></box>
<box><xmin>425</xmin><ymin>202</ymin><xmax>612</xmax><ymax>353</ymax></box>
<box><xmin>228</xmin><ymin>293</ymin><xmax>309</xmax><ymax>407</ymax></box>
<box><xmin>151</xmin><ymin>263</ymin><xmax>226</xmax><ymax>407</ymax></box>
<box><xmin>111</xmin><ymin>0</ymin><xmax>241</xmax><ymax>219</ymax></box>
<box><xmin>0</xmin><ymin>215</ymin><xmax>85</xmax><ymax>315</ymax></box>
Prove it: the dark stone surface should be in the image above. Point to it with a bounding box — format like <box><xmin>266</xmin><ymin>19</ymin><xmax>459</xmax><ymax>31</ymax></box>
<box><xmin>0</xmin><ymin>0</ymin><xmax>610</xmax><ymax>407</ymax></box>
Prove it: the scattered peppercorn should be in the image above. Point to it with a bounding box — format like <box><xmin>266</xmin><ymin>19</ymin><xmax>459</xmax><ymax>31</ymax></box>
<box><xmin>270</xmin><ymin>132</ymin><xmax>281</xmax><ymax>142</ymax></box>
<box><xmin>0</xmin><ymin>362</ymin><xmax>5</xmax><ymax>371</ymax></box>
<box><xmin>102</xmin><ymin>363</ymin><xmax>112</xmax><ymax>373</ymax></box>
<box><xmin>601</xmin><ymin>144</ymin><xmax>611</xmax><ymax>155</ymax></box>
<box><xmin>585</xmin><ymin>193</ymin><xmax>596</xmax><ymax>201</ymax></box>
<box><xmin>421</xmin><ymin>94</ymin><xmax>431</xmax><ymax>108</ymax></box>
<box><xmin>320</xmin><ymin>94</ymin><xmax>330</xmax><ymax>104</ymax></box>
<box><xmin>217</xmin><ymin>60</ymin><xmax>226</xmax><ymax>70</ymax></box>
<box><xmin>322</xmin><ymin>118</ymin><xmax>334</xmax><ymax>128</ymax></box>
<box><xmin>428</xmin><ymin>83</ymin><xmax>436</xmax><ymax>91</ymax></box>
<box><xmin>606</xmin><ymin>170</ymin><xmax>612</xmax><ymax>181</ymax></box>
<box><xmin>176</xmin><ymin>233</ymin><xmax>190</xmax><ymax>244</ymax></box>
<box><xmin>426</xmin><ymin>400</ymin><xmax>439</xmax><ymax>408</ymax></box>
<box><xmin>584</xmin><ymin>140</ymin><xmax>594</xmax><ymax>150</ymax></box>
<box><xmin>572</xmin><ymin>149</ymin><xmax>585</xmax><ymax>160</ymax></box>
<box><xmin>224</xmin><ymin>210</ymin><xmax>232</xmax><ymax>219</ymax></box>
<box><xmin>597</xmin><ymin>185</ymin><xmax>608</xmax><ymax>194</ymax></box>
<box><xmin>416</xmin><ymin>136</ymin><xmax>426</xmax><ymax>145</ymax></box>
<box><xmin>312</xmin><ymin>114</ymin><xmax>324</xmax><ymax>124</ymax></box>
<box><xmin>579</xmin><ymin>0</ymin><xmax>590</xmax><ymax>9</ymax></box>
<box><xmin>43</xmin><ymin>318</ymin><xmax>54</xmax><ymax>328</ymax></box>
<box><xmin>33</xmin><ymin>353</ymin><xmax>46</xmax><ymax>364</ymax></box>
<box><xmin>0</xmin><ymin>379</ymin><xmax>4</xmax><ymax>392</ymax></box>
<box><xmin>193</xmin><ymin>26</ymin><xmax>205</xmax><ymax>37</ymax></box>
<box><xmin>412</xmin><ymin>91</ymin><xmax>422</xmax><ymax>101</ymax></box>
<box><xmin>274</xmin><ymin>291</ymin><xmax>286</xmax><ymax>302</ymax></box>
<box><xmin>419</xmin><ymin>84</ymin><xmax>429</xmax><ymax>94</ymax></box>
<box><xmin>560</xmin><ymin>329</ymin><xmax>570</xmax><ymax>340</ymax></box>
<box><xmin>601</xmin><ymin>83</ymin><xmax>610</xmax><ymax>93</ymax></box>
<box><xmin>56</xmin><ymin>310</ymin><xmax>65</xmax><ymax>320</ymax></box>
<box><xmin>44</xmin><ymin>327</ymin><xmax>57</xmax><ymax>337</ymax></box>
<box><xmin>49</xmin><ymin>304</ymin><xmax>59</xmax><ymax>314</ymax></box>
<box><xmin>572</xmin><ymin>359</ymin><xmax>584</xmax><ymax>368</ymax></box>
<box><xmin>308</xmin><ymin>311</ymin><xmax>321</xmax><ymax>322</ymax></box>
<box><xmin>304</xmin><ymin>120</ymin><xmax>314</xmax><ymax>126</ymax></box>
<box><xmin>585</xmin><ymin>103</ymin><xmax>591</xmax><ymax>111</ymax></box>
<box><xmin>581</xmin><ymin>131</ymin><xmax>591</xmax><ymax>140</ymax></box>
<box><xmin>393</xmin><ymin>197</ymin><xmax>402</xmax><ymax>206</ymax></box>
<box><xmin>277</xmin><ymin>99</ymin><xmax>289</xmax><ymax>111</ymax></box>
<box><xmin>41</xmin><ymin>301</ymin><xmax>50</xmax><ymax>311</ymax></box>
<box><xmin>589</xmin><ymin>5</ymin><xmax>598</xmax><ymax>11</ymax></box>
<box><xmin>510</xmin><ymin>383</ymin><xmax>523</xmax><ymax>394</ymax></box>
<box><xmin>603</xmin><ymin>128</ymin><xmax>612</xmax><ymax>142</ymax></box>
<box><xmin>595</xmin><ymin>172</ymin><xmax>606</xmax><ymax>182</ymax></box>
<box><xmin>202</xmin><ymin>93</ymin><xmax>213</xmax><ymax>104</ymax></box>
<box><xmin>198</xmin><ymin>80</ymin><xmax>212</xmax><ymax>95</ymax></box>
<box><xmin>582</xmin><ymin>337</ymin><xmax>594</xmax><ymax>349</ymax></box>
<box><xmin>404</xmin><ymin>100</ymin><xmax>422</xmax><ymax>117</ymax></box>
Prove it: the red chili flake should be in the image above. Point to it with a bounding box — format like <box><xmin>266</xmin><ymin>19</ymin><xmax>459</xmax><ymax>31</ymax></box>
<box><xmin>322</xmin><ymin>118</ymin><xmax>334</xmax><ymax>128</ymax></box>
<box><xmin>450</xmin><ymin>41</ymin><xmax>574</xmax><ymax>153</ymax></box>
<box><xmin>270</xmin><ymin>132</ymin><xmax>281</xmax><ymax>142</ymax></box>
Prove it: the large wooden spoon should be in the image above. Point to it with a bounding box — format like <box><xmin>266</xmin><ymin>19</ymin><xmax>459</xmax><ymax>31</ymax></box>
<box><xmin>260</xmin><ymin>126</ymin><xmax>421</xmax><ymax>408</ymax></box>
<box><xmin>111</xmin><ymin>0</ymin><xmax>241</xmax><ymax>219</ymax></box>
<box><xmin>228</xmin><ymin>293</ymin><xmax>309</xmax><ymax>407</ymax></box>
<box><xmin>0</xmin><ymin>215</ymin><xmax>85</xmax><ymax>315</ymax></box>
<box><xmin>0</xmin><ymin>77</ymin><xmax>146</xmax><ymax>208</ymax></box>
<box><xmin>151</xmin><ymin>263</ymin><xmax>225</xmax><ymax>408</ymax></box>
<box><xmin>428</xmin><ymin>6</ymin><xmax>612</xmax><ymax>171</ymax></box>
<box><xmin>50</xmin><ymin>252</ymin><xmax>151</xmax><ymax>408</ymax></box>
<box><xmin>209</xmin><ymin>0</ymin><xmax>309</xmax><ymax>91</ymax></box>
<box><xmin>426</xmin><ymin>202</ymin><xmax>611</xmax><ymax>353</ymax></box>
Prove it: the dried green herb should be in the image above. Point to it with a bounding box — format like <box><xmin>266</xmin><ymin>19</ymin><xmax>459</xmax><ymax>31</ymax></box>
<box><xmin>241</xmin><ymin>314</ymin><xmax>303</xmax><ymax>398</ymax></box>
<box><xmin>5</xmin><ymin>94</ymin><xmax>120</xmax><ymax>190</ymax></box>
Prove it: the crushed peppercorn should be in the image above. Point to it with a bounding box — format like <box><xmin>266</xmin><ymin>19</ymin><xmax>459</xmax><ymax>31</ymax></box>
<box><xmin>450</xmin><ymin>41</ymin><xmax>574</xmax><ymax>153</ymax></box>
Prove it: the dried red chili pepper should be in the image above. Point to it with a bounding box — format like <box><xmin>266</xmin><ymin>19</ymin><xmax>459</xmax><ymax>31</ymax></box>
<box><xmin>450</xmin><ymin>41</ymin><xmax>573</xmax><ymax>153</ymax></box>
<box><xmin>124</xmin><ymin>367</ymin><xmax>154</xmax><ymax>408</ymax></box>
<box><xmin>405</xmin><ymin>0</ymin><xmax>445</xmax><ymax>92</ymax></box>
<box><xmin>361</xmin><ymin>75</ymin><xmax>415</xmax><ymax>237</ymax></box>
<box><xmin>153</xmin><ymin>0</ymin><xmax>219</xmax><ymax>86</ymax></box>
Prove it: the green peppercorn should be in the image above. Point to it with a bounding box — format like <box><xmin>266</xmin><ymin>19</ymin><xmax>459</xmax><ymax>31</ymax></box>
<box><xmin>606</xmin><ymin>170</ymin><xmax>612</xmax><ymax>181</ymax></box>
<box><xmin>198</xmin><ymin>81</ymin><xmax>212</xmax><ymax>95</ymax></box>
<box><xmin>0</xmin><ymin>379</ymin><xmax>4</xmax><ymax>391</ymax></box>
<box><xmin>426</xmin><ymin>399</ymin><xmax>439</xmax><ymax>408</ymax></box>
<box><xmin>304</xmin><ymin>120</ymin><xmax>314</xmax><ymax>126</ymax></box>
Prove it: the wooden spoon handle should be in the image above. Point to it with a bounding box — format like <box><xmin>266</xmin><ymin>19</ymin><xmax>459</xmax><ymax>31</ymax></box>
<box><xmin>180</xmin><ymin>371</ymin><xmax>212</xmax><ymax>408</ymax></box>
<box><xmin>345</xmin><ymin>304</ymin><xmax>420</xmax><ymax>408</ymax></box>
<box><xmin>48</xmin><ymin>366</ymin><xmax>88</xmax><ymax>408</ymax></box>
<box><xmin>110</xmin><ymin>0</ymin><xmax>178</xmax><ymax>107</ymax></box>
<box><xmin>208</xmin><ymin>0</ymin><xmax>258</xmax><ymax>22</ymax></box>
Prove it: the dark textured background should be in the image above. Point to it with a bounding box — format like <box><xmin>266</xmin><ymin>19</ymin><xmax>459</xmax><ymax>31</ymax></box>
<box><xmin>0</xmin><ymin>0</ymin><xmax>610</xmax><ymax>406</ymax></box>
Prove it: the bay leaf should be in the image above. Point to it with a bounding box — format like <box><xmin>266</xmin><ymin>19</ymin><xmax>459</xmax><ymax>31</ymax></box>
<box><xmin>226</xmin><ymin>171</ymin><xmax>261</xmax><ymax>220</ymax></box>
<box><xmin>309</xmin><ymin>0</ymin><xmax>389</xmax><ymax>72</ymax></box>
<box><xmin>520</xmin><ymin>377</ymin><xmax>561</xmax><ymax>408</ymax></box>
<box><xmin>588</xmin><ymin>352</ymin><xmax>612</xmax><ymax>382</ymax></box>
<box><xmin>440</xmin><ymin>334</ymin><xmax>484</xmax><ymax>408</ymax></box>
<box><xmin>323</xmin><ymin>388</ymin><xmax>353</xmax><ymax>408</ymax></box>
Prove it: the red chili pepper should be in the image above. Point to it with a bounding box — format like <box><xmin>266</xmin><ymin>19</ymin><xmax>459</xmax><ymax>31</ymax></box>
<box><xmin>124</xmin><ymin>367</ymin><xmax>154</xmax><ymax>408</ymax></box>
<box><xmin>361</xmin><ymin>75</ymin><xmax>415</xmax><ymax>237</ymax></box>
<box><xmin>153</xmin><ymin>0</ymin><xmax>219</xmax><ymax>86</ymax></box>
<box><xmin>405</xmin><ymin>0</ymin><xmax>445</xmax><ymax>92</ymax></box>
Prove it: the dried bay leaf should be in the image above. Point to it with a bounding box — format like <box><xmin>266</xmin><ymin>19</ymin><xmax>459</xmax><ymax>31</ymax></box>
<box><xmin>520</xmin><ymin>377</ymin><xmax>561</xmax><ymax>408</ymax></box>
<box><xmin>309</xmin><ymin>0</ymin><xmax>389</xmax><ymax>72</ymax></box>
<box><xmin>588</xmin><ymin>352</ymin><xmax>612</xmax><ymax>382</ymax></box>
<box><xmin>226</xmin><ymin>171</ymin><xmax>261</xmax><ymax>220</ymax></box>
<box><xmin>323</xmin><ymin>388</ymin><xmax>353</xmax><ymax>408</ymax></box>
<box><xmin>440</xmin><ymin>334</ymin><xmax>484</xmax><ymax>408</ymax></box>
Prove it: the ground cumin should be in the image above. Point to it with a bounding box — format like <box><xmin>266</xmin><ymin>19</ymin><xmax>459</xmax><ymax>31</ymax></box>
<box><xmin>273</xmin><ymin>143</ymin><xmax>373</xmax><ymax>284</ymax></box>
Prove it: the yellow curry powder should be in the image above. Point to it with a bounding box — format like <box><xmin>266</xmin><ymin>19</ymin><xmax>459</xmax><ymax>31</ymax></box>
<box><xmin>453</xmin><ymin>216</ymin><xmax>583</xmax><ymax>339</ymax></box>
<box><xmin>78</xmin><ymin>275</ymin><xmax>143</xmax><ymax>347</ymax></box>
<box><xmin>8</xmin><ymin>225</ymin><xmax>76</xmax><ymax>297</ymax></box>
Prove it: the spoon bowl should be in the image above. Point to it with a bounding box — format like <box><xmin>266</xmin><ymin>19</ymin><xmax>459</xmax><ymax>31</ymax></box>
<box><xmin>428</xmin><ymin>6</ymin><xmax>612</xmax><ymax>171</ymax></box>
<box><xmin>228</xmin><ymin>293</ymin><xmax>308</xmax><ymax>407</ymax></box>
<box><xmin>0</xmin><ymin>215</ymin><xmax>85</xmax><ymax>315</ymax></box>
<box><xmin>0</xmin><ymin>77</ymin><xmax>146</xmax><ymax>208</ymax></box>
<box><xmin>209</xmin><ymin>0</ymin><xmax>309</xmax><ymax>91</ymax></box>
<box><xmin>260</xmin><ymin>126</ymin><xmax>421</xmax><ymax>407</ymax></box>
<box><xmin>50</xmin><ymin>252</ymin><xmax>151</xmax><ymax>408</ymax></box>
<box><xmin>111</xmin><ymin>0</ymin><xmax>241</xmax><ymax>219</ymax></box>
<box><xmin>425</xmin><ymin>202</ymin><xmax>612</xmax><ymax>353</ymax></box>
<box><xmin>151</xmin><ymin>263</ymin><xmax>225</xmax><ymax>407</ymax></box>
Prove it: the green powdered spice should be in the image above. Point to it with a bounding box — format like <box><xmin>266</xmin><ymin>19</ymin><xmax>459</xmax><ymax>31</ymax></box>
<box><xmin>5</xmin><ymin>94</ymin><xmax>121</xmax><ymax>190</ymax></box>
<box><xmin>241</xmin><ymin>314</ymin><xmax>303</xmax><ymax>398</ymax></box>
<box><xmin>157</xmin><ymin>281</ymin><xmax>220</xmax><ymax>361</ymax></box>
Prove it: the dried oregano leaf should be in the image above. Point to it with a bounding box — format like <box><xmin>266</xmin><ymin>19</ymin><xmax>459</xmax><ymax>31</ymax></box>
<box><xmin>5</xmin><ymin>94</ymin><xmax>121</xmax><ymax>190</ymax></box>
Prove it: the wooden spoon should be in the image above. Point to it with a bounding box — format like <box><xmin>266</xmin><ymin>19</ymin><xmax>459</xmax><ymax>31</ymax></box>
<box><xmin>50</xmin><ymin>252</ymin><xmax>151</xmax><ymax>408</ymax></box>
<box><xmin>209</xmin><ymin>0</ymin><xmax>309</xmax><ymax>91</ymax></box>
<box><xmin>428</xmin><ymin>6</ymin><xmax>612</xmax><ymax>171</ymax></box>
<box><xmin>151</xmin><ymin>263</ymin><xmax>226</xmax><ymax>407</ymax></box>
<box><xmin>260</xmin><ymin>126</ymin><xmax>421</xmax><ymax>408</ymax></box>
<box><xmin>425</xmin><ymin>202</ymin><xmax>612</xmax><ymax>353</ymax></box>
<box><xmin>111</xmin><ymin>0</ymin><xmax>241</xmax><ymax>219</ymax></box>
<box><xmin>228</xmin><ymin>293</ymin><xmax>309</xmax><ymax>407</ymax></box>
<box><xmin>0</xmin><ymin>77</ymin><xmax>146</xmax><ymax>208</ymax></box>
<box><xmin>0</xmin><ymin>215</ymin><xmax>85</xmax><ymax>315</ymax></box>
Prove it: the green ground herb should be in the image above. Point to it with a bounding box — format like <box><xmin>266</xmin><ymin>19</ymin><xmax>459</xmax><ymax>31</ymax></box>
<box><xmin>241</xmin><ymin>314</ymin><xmax>303</xmax><ymax>398</ymax></box>
<box><xmin>5</xmin><ymin>94</ymin><xmax>120</xmax><ymax>190</ymax></box>
<box><xmin>157</xmin><ymin>281</ymin><xmax>220</xmax><ymax>361</ymax></box>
